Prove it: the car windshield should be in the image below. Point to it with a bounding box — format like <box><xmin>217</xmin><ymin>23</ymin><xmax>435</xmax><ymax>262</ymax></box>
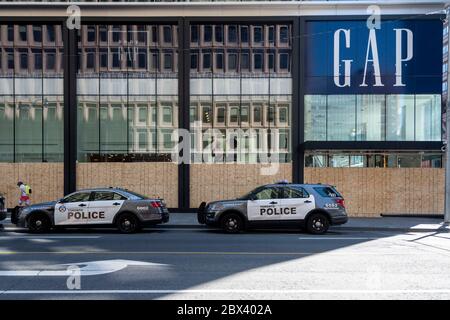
<box><xmin>237</xmin><ymin>187</ymin><xmax>263</xmax><ymax>200</ymax></box>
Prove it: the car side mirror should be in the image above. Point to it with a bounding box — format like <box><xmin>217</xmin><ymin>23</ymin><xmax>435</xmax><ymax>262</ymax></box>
<box><xmin>249</xmin><ymin>194</ymin><xmax>256</xmax><ymax>201</ymax></box>
<box><xmin>58</xmin><ymin>198</ymin><xmax>66</xmax><ymax>203</ymax></box>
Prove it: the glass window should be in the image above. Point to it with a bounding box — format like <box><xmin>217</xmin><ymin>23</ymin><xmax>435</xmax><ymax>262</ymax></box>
<box><xmin>19</xmin><ymin>25</ymin><xmax>27</xmax><ymax>42</ymax></box>
<box><xmin>253</xmin><ymin>53</ymin><xmax>263</xmax><ymax>70</ymax></box>
<box><xmin>279</xmin><ymin>106</ymin><xmax>288</xmax><ymax>123</ymax></box>
<box><xmin>253</xmin><ymin>104</ymin><xmax>262</xmax><ymax>124</ymax></box>
<box><xmin>386</xmin><ymin>95</ymin><xmax>415</xmax><ymax>141</ymax></box>
<box><xmin>191</xmin><ymin>53</ymin><xmax>198</xmax><ymax>70</ymax></box>
<box><xmin>112</xmin><ymin>26</ymin><xmax>121</xmax><ymax>42</ymax></box>
<box><xmin>254</xmin><ymin>187</ymin><xmax>279</xmax><ymax>200</ymax></box>
<box><xmin>279</xmin><ymin>129</ymin><xmax>289</xmax><ymax>149</ymax></box>
<box><xmin>15</xmin><ymin>97</ymin><xmax>43</xmax><ymax>162</ymax></box>
<box><xmin>280</xmin><ymin>26</ymin><xmax>289</xmax><ymax>44</ymax></box>
<box><xmin>282</xmin><ymin>187</ymin><xmax>309</xmax><ymax>199</ymax></box>
<box><xmin>304</xmin><ymin>95</ymin><xmax>326</xmax><ymax>141</ymax></box>
<box><xmin>138</xmin><ymin>48</ymin><xmax>147</xmax><ymax>69</ymax></box>
<box><xmin>202</xmin><ymin>104</ymin><xmax>212</xmax><ymax>124</ymax></box>
<box><xmin>87</xmin><ymin>26</ymin><xmax>95</xmax><ymax>42</ymax></box>
<box><xmin>45</xmin><ymin>49</ymin><xmax>56</xmax><ymax>70</ymax></box>
<box><xmin>204</xmin><ymin>25</ymin><xmax>212</xmax><ymax>42</ymax></box>
<box><xmin>230</xmin><ymin>107</ymin><xmax>239</xmax><ymax>123</ymax></box>
<box><xmin>241</xmin><ymin>105</ymin><xmax>249</xmax><ymax>122</ymax></box>
<box><xmin>151</xmin><ymin>26</ymin><xmax>158</xmax><ymax>43</ymax></box>
<box><xmin>356</xmin><ymin>95</ymin><xmax>385</xmax><ymax>141</ymax></box>
<box><xmin>330</xmin><ymin>154</ymin><xmax>350</xmax><ymax>167</ymax></box>
<box><xmin>305</xmin><ymin>154</ymin><xmax>327</xmax><ymax>167</ymax></box>
<box><xmin>268</xmin><ymin>53</ymin><xmax>274</xmax><ymax>71</ymax></box>
<box><xmin>46</xmin><ymin>25</ymin><xmax>55</xmax><ymax>42</ymax></box>
<box><xmin>241</xmin><ymin>52</ymin><xmax>249</xmax><ymax>70</ymax></box>
<box><xmin>313</xmin><ymin>187</ymin><xmax>341</xmax><ymax>198</ymax></box>
<box><xmin>0</xmin><ymin>100</ymin><xmax>14</xmax><ymax>162</ymax></box>
<box><xmin>33</xmin><ymin>50</ymin><xmax>42</xmax><ymax>70</ymax></box>
<box><xmin>240</xmin><ymin>26</ymin><xmax>249</xmax><ymax>43</ymax></box>
<box><xmin>163</xmin><ymin>53</ymin><xmax>172</xmax><ymax>70</ymax></box>
<box><xmin>279</xmin><ymin>53</ymin><xmax>289</xmax><ymax>70</ymax></box>
<box><xmin>215</xmin><ymin>25</ymin><xmax>223</xmax><ymax>43</ymax></box>
<box><xmin>163</xmin><ymin>26</ymin><xmax>172</xmax><ymax>43</ymax></box>
<box><xmin>215</xmin><ymin>52</ymin><xmax>223</xmax><ymax>70</ymax></box>
<box><xmin>93</xmin><ymin>191</ymin><xmax>127</xmax><ymax>201</ymax></box>
<box><xmin>268</xmin><ymin>26</ymin><xmax>275</xmax><ymax>43</ymax></box>
<box><xmin>99</xmin><ymin>25</ymin><xmax>107</xmax><ymax>42</ymax></box>
<box><xmin>33</xmin><ymin>25</ymin><xmax>42</xmax><ymax>42</ymax></box>
<box><xmin>6</xmin><ymin>49</ymin><xmax>14</xmax><ymax>70</ymax></box>
<box><xmin>253</xmin><ymin>26</ymin><xmax>263</xmax><ymax>43</ymax></box>
<box><xmin>111</xmin><ymin>48</ymin><xmax>120</xmax><ymax>68</ymax></box>
<box><xmin>99</xmin><ymin>48</ymin><xmax>108</xmax><ymax>68</ymax></box>
<box><xmin>162</xmin><ymin>106</ymin><xmax>172</xmax><ymax>124</ymax></box>
<box><xmin>228</xmin><ymin>25</ymin><xmax>237</xmax><ymax>43</ymax></box>
<box><xmin>216</xmin><ymin>106</ymin><xmax>225</xmax><ymax>124</ymax></box>
<box><xmin>203</xmin><ymin>52</ymin><xmax>211</xmax><ymax>70</ymax></box>
<box><xmin>63</xmin><ymin>192</ymin><xmax>91</xmax><ymax>203</ymax></box>
<box><xmin>7</xmin><ymin>25</ymin><xmax>14</xmax><ymax>42</ymax></box>
<box><xmin>415</xmin><ymin>95</ymin><xmax>441</xmax><ymax>141</ymax></box>
<box><xmin>19</xmin><ymin>49</ymin><xmax>28</xmax><ymax>70</ymax></box>
<box><xmin>191</xmin><ymin>25</ymin><xmax>199</xmax><ymax>43</ymax></box>
<box><xmin>228</xmin><ymin>53</ymin><xmax>237</xmax><ymax>71</ymax></box>
<box><xmin>327</xmin><ymin>95</ymin><xmax>356</xmax><ymax>141</ymax></box>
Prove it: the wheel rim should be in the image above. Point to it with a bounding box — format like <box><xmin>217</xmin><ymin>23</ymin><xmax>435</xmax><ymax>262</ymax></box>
<box><xmin>121</xmin><ymin>218</ymin><xmax>135</xmax><ymax>232</ymax></box>
<box><xmin>225</xmin><ymin>217</ymin><xmax>239</xmax><ymax>231</ymax></box>
<box><xmin>311</xmin><ymin>217</ymin><xmax>325</xmax><ymax>232</ymax></box>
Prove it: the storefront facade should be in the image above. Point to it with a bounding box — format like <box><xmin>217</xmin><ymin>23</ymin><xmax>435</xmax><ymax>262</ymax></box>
<box><xmin>0</xmin><ymin>1</ymin><xmax>445</xmax><ymax>216</ymax></box>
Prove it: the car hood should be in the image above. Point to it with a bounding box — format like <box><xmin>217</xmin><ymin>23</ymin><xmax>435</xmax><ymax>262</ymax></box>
<box><xmin>207</xmin><ymin>199</ymin><xmax>246</xmax><ymax>206</ymax></box>
<box><xmin>26</xmin><ymin>201</ymin><xmax>57</xmax><ymax>211</ymax></box>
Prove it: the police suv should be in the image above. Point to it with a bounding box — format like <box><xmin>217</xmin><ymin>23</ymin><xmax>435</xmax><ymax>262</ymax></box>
<box><xmin>197</xmin><ymin>182</ymin><xmax>348</xmax><ymax>234</ymax></box>
<box><xmin>11</xmin><ymin>188</ymin><xmax>169</xmax><ymax>233</ymax></box>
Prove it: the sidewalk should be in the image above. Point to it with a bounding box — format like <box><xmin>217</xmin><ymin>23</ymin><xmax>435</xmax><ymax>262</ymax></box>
<box><xmin>168</xmin><ymin>212</ymin><xmax>450</xmax><ymax>233</ymax></box>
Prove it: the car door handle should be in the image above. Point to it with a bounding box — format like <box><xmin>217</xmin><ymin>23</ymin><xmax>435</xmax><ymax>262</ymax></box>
<box><xmin>304</xmin><ymin>200</ymin><xmax>312</xmax><ymax>203</ymax></box>
<box><xmin>270</xmin><ymin>201</ymin><xmax>278</xmax><ymax>205</ymax></box>
<box><xmin>78</xmin><ymin>203</ymin><xmax>87</xmax><ymax>207</ymax></box>
<box><xmin>113</xmin><ymin>202</ymin><xmax>121</xmax><ymax>206</ymax></box>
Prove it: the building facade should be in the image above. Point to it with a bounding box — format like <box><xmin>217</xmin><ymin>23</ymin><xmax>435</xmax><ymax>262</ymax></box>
<box><xmin>0</xmin><ymin>0</ymin><xmax>446</xmax><ymax>216</ymax></box>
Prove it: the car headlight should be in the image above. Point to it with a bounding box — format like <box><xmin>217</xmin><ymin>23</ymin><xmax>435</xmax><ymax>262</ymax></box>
<box><xmin>208</xmin><ymin>203</ymin><xmax>224</xmax><ymax>212</ymax></box>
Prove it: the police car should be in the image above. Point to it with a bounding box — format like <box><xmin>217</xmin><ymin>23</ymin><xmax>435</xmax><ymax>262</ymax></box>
<box><xmin>11</xmin><ymin>188</ymin><xmax>169</xmax><ymax>233</ymax></box>
<box><xmin>197</xmin><ymin>182</ymin><xmax>348</xmax><ymax>234</ymax></box>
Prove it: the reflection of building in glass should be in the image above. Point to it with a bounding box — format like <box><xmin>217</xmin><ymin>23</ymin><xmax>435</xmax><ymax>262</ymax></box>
<box><xmin>77</xmin><ymin>24</ymin><xmax>179</xmax><ymax>162</ymax></box>
<box><xmin>0</xmin><ymin>24</ymin><xmax>64</xmax><ymax>162</ymax></box>
<box><xmin>190</xmin><ymin>24</ymin><xmax>292</xmax><ymax>163</ymax></box>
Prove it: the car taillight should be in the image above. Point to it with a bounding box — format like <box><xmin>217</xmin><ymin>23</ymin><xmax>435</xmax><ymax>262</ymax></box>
<box><xmin>150</xmin><ymin>201</ymin><xmax>161</xmax><ymax>208</ymax></box>
<box><xmin>336</xmin><ymin>198</ymin><xmax>345</xmax><ymax>208</ymax></box>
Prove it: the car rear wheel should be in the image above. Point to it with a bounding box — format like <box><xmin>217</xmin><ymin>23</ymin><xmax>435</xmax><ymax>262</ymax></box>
<box><xmin>306</xmin><ymin>212</ymin><xmax>330</xmax><ymax>235</ymax></box>
<box><xmin>116</xmin><ymin>213</ymin><xmax>140</xmax><ymax>234</ymax></box>
<box><xmin>28</xmin><ymin>213</ymin><xmax>51</xmax><ymax>233</ymax></box>
<box><xmin>220</xmin><ymin>213</ymin><xmax>244</xmax><ymax>234</ymax></box>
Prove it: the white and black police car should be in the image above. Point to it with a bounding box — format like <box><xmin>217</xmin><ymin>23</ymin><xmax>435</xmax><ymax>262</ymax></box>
<box><xmin>11</xmin><ymin>188</ymin><xmax>169</xmax><ymax>233</ymax></box>
<box><xmin>197</xmin><ymin>181</ymin><xmax>348</xmax><ymax>234</ymax></box>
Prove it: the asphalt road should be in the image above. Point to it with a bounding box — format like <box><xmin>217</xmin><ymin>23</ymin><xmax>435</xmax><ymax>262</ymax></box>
<box><xmin>1</xmin><ymin>221</ymin><xmax>450</xmax><ymax>300</ymax></box>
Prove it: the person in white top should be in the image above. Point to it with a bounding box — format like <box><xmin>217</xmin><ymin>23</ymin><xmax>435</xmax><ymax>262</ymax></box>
<box><xmin>17</xmin><ymin>181</ymin><xmax>30</xmax><ymax>206</ymax></box>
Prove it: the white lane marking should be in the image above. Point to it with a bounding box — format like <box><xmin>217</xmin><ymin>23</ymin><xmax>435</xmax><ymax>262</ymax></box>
<box><xmin>0</xmin><ymin>259</ymin><xmax>168</xmax><ymax>277</ymax></box>
<box><xmin>0</xmin><ymin>236</ymin><xmax>101</xmax><ymax>240</ymax></box>
<box><xmin>298</xmin><ymin>237</ymin><xmax>380</xmax><ymax>240</ymax></box>
<box><xmin>2</xmin><ymin>289</ymin><xmax>450</xmax><ymax>295</ymax></box>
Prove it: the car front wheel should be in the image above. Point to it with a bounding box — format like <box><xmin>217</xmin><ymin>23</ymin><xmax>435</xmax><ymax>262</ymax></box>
<box><xmin>220</xmin><ymin>213</ymin><xmax>244</xmax><ymax>234</ymax></box>
<box><xmin>306</xmin><ymin>213</ymin><xmax>330</xmax><ymax>235</ymax></box>
<box><xmin>28</xmin><ymin>213</ymin><xmax>51</xmax><ymax>233</ymax></box>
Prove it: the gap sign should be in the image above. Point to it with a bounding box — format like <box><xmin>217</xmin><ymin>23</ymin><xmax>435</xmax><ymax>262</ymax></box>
<box><xmin>304</xmin><ymin>19</ymin><xmax>443</xmax><ymax>94</ymax></box>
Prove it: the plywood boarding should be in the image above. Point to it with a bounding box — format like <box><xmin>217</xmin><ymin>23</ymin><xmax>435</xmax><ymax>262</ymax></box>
<box><xmin>76</xmin><ymin>162</ymin><xmax>178</xmax><ymax>207</ymax></box>
<box><xmin>304</xmin><ymin>168</ymin><xmax>444</xmax><ymax>217</ymax></box>
<box><xmin>0</xmin><ymin>163</ymin><xmax>64</xmax><ymax>208</ymax></box>
<box><xmin>190</xmin><ymin>163</ymin><xmax>292</xmax><ymax>207</ymax></box>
